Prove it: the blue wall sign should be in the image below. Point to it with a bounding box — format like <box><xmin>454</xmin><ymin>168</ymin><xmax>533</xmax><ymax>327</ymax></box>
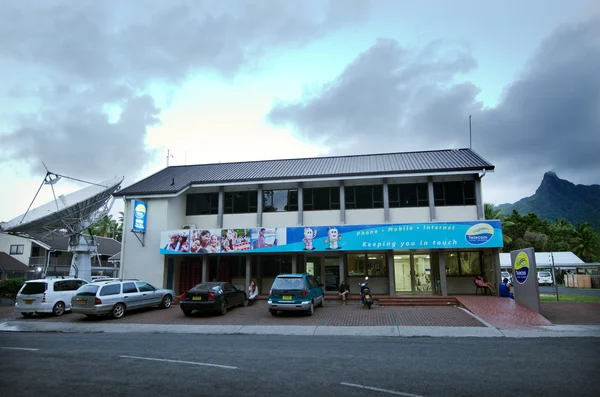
<box><xmin>159</xmin><ymin>220</ymin><xmax>503</xmax><ymax>254</ymax></box>
<box><xmin>132</xmin><ymin>200</ymin><xmax>148</xmax><ymax>232</ymax></box>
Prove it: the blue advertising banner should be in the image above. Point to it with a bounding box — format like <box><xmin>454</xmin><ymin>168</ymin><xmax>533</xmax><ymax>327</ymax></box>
<box><xmin>132</xmin><ymin>200</ymin><xmax>148</xmax><ymax>232</ymax></box>
<box><xmin>159</xmin><ymin>221</ymin><xmax>503</xmax><ymax>254</ymax></box>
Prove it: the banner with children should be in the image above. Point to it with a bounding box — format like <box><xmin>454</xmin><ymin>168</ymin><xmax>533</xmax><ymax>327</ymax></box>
<box><xmin>159</xmin><ymin>221</ymin><xmax>503</xmax><ymax>254</ymax></box>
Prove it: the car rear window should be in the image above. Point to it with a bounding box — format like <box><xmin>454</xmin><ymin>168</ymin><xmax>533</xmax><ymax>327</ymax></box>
<box><xmin>272</xmin><ymin>277</ymin><xmax>305</xmax><ymax>290</ymax></box>
<box><xmin>21</xmin><ymin>282</ymin><xmax>47</xmax><ymax>295</ymax></box>
<box><xmin>539</xmin><ymin>272</ymin><xmax>551</xmax><ymax>277</ymax></box>
<box><xmin>191</xmin><ymin>283</ymin><xmax>222</xmax><ymax>291</ymax></box>
<box><xmin>77</xmin><ymin>285</ymin><xmax>100</xmax><ymax>296</ymax></box>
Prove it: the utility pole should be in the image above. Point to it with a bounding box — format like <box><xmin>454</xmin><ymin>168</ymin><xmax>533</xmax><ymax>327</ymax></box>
<box><xmin>469</xmin><ymin>115</ymin><xmax>472</xmax><ymax>149</ymax></box>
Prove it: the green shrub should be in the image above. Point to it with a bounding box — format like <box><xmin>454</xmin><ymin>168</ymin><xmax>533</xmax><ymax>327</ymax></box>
<box><xmin>0</xmin><ymin>278</ymin><xmax>25</xmax><ymax>302</ymax></box>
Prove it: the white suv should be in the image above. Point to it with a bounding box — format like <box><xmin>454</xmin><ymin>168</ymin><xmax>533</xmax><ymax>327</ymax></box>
<box><xmin>15</xmin><ymin>277</ymin><xmax>88</xmax><ymax>317</ymax></box>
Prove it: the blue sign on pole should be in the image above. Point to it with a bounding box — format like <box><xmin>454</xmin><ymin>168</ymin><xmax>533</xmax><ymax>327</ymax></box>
<box><xmin>132</xmin><ymin>200</ymin><xmax>147</xmax><ymax>232</ymax></box>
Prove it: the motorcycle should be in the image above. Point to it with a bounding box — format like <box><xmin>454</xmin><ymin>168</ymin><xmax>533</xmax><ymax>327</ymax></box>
<box><xmin>358</xmin><ymin>276</ymin><xmax>373</xmax><ymax>309</ymax></box>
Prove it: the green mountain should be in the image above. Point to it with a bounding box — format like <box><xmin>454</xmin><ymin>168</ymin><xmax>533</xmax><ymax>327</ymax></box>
<box><xmin>497</xmin><ymin>171</ymin><xmax>600</xmax><ymax>232</ymax></box>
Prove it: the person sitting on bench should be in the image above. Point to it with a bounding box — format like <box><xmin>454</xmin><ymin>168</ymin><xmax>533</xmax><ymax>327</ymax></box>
<box><xmin>475</xmin><ymin>275</ymin><xmax>496</xmax><ymax>295</ymax></box>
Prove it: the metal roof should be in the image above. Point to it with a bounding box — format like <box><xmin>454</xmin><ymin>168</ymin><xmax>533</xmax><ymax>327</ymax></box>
<box><xmin>115</xmin><ymin>148</ymin><xmax>494</xmax><ymax>197</ymax></box>
<box><xmin>0</xmin><ymin>252</ymin><xmax>33</xmax><ymax>273</ymax></box>
<box><xmin>500</xmin><ymin>252</ymin><xmax>586</xmax><ymax>268</ymax></box>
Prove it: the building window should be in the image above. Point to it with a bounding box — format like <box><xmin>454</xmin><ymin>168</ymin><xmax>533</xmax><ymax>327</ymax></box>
<box><xmin>389</xmin><ymin>183</ymin><xmax>429</xmax><ymax>208</ymax></box>
<box><xmin>186</xmin><ymin>193</ymin><xmax>219</xmax><ymax>215</ymax></box>
<box><xmin>444</xmin><ymin>252</ymin><xmax>481</xmax><ymax>276</ymax></box>
<box><xmin>347</xmin><ymin>253</ymin><xmax>388</xmax><ymax>277</ymax></box>
<box><xmin>261</xmin><ymin>255</ymin><xmax>292</xmax><ymax>277</ymax></box>
<box><xmin>433</xmin><ymin>181</ymin><xmax>476</xmax><ymax>206</ymax></box>
<box><xmin>345</xmin><ymin>185</ymin><xmax>384</xmax><ymax>209</ymax></box>
<box><xmin>303</xmin><ymin>187</ymin><xmax>340</xmax><ymax>211</ymax></box>
<box><xmin>263</xmin><ymin>189</ymin><xmax>298</xmax><ymax>212</ymax></box>
<box><xmin>10</xmin><ymin>245</ymin><xmax>24</xmax><ymax>255</ymax></box>
<box><xmin>224</xmin><ymin>191</ymin><xmax>258</xmax><ymax>214</ymax></box>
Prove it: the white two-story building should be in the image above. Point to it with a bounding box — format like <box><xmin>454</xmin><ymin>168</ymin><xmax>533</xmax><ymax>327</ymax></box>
<box><xmin>115</xmin><ymin>148</ymin><xmax>503</xmax><ymax>297</ymax></box>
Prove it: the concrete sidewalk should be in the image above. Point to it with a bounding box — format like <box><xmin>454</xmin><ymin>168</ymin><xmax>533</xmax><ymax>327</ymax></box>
<box><xmin>1</xmin><ymin>300</ymin><xmax>599</xmax><ymax>338</ymax></box>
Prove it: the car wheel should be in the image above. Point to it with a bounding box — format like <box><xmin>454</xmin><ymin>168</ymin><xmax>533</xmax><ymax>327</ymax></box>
<box><xmin>111</xmin><ymin>303</ymin><xmax>126</xmax><ymax>319</ymax></box>
<box><xmin>219</xmin><ymin>301</ymin><xmax>227</xmax><ymax>316</ymax></box>
<box><xmin>159</xmin><ymin>295</ymin><xmax>172</xmax><ymax>309</ymax></box>
<box><xmin>21</xmin><ymin>312</ymin><xmax>33</xmax><ymax>318</ymax></box>
<box><xmin>307</xmin><ymin>301</ymin><xmax>314</xmax><ymax>316</ymax></box>
<box><xmin>269</xmin><ymin>309</ymin><xmax>277</xmax><ymax>316</ymax></box>
<box><xmin>241</xmin><ymin>297</ymin><xmax>248</xmax><ymax>307</ymax></box>
<box><xmin>52</xmin><ymin>301</ymin><xmax>66</xmax><ymax>316</ymax></box>
<box><xmin>182</xmin><ymin>310</ymin><xmax>193</xmax><ymax>317</ymax></box>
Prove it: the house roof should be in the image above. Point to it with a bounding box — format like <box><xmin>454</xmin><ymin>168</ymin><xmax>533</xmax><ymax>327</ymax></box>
<box><xmin>114</xmin><ymin>148</ymin><xmax>494</xmax><ymax>197</ymax></box>
<box><xmin>0</xmin><ymin>252</ymin><xmax>32</xmax><ymax>273</ymax></box>
<box><xmin>43</xmin><ymin>236</ymin><xmax>121</xmax><ymax>256</ymax></box>
<box><xmin>108</xmin><ymin>252</ymin><xmax>121</xmax><ymax>262</ymax></box>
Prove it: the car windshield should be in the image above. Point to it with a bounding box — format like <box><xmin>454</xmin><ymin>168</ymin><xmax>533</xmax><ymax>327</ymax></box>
<box><xmin>191</xmin><ymin>283</ymin><xmax>222</xmax><ymax>291</ymax></box>
<box><xmin>21</xmin><ymin>282</ymin><xmax>47</xmax><ymax>295</ymax></box>
<box><xmin>539</xmin><ymin>272</ymin><xmax>551</xmax><ymax>277</ymax></box>
<box><xmin>272</xmin><ymin>277</ymin><xmax>305</xmax><ymax>290</ymax></box>
<box><xmin>77</xmin><ymin>285</ymin><xmax>100</xmax><ymax>296</ymax></box>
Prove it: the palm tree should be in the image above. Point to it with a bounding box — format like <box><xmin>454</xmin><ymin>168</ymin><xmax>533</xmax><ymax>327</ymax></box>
<box><xmin>573</xmin><ymin>222</ymin><xmax>600</xmax><ymax>262</ymax></box>
<box><xmin>484</xmin><ymin>203</ymin><xmax>503</xmax><ymax>220</ymax></box>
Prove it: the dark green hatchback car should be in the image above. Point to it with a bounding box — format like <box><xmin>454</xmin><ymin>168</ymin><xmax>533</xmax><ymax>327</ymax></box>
<box><xmin>268</xmin><ymin>273</ymin><xmax>325</xmax><ymax>316</ymax></box>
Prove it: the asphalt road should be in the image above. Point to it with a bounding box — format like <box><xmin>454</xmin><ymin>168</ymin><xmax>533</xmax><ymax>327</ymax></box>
<box><xmin>1</xmin><ymin>333</ymin><xmax>598</xmax><ymax>397</ymax></box>
<box><xmin>539</xmin><ymin>286</ymin><xmax>600</xmax><ymax>297</ymax></box>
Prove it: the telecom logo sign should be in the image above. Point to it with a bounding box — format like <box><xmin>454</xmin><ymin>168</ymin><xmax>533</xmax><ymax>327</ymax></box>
<box><xmin>465</xmin><ymin>223</ymin><xmax>494</xmax><ymax>245</ymax></box>
<box><xmin>132</xmin><ymin>200</ymin><xmax>147</xmax><ymax>232</ymax></box>
<box><xmin>514</xmin><ymin>252</ymin><xmax>530</xmax><ymax>284</ymax></box>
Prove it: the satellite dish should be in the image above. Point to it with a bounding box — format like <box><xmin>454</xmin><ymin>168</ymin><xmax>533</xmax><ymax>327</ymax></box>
<box><xmin>1</xmin><ymin>170</ymin><xmax>124</xmax><ymax>282</ymax></box>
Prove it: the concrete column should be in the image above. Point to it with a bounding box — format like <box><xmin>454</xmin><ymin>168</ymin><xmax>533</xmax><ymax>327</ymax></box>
<box><xmin>217</xmin><ymin>187</ymin><xmax>224</xmax><ymax>228</ymax></box>
<box><xmin>438</xmin><ymin>251</ymin><xmax>447</xmax><ymax>296</ymax></box>
<box><xmin>202</xmin><ymin>256</ymin><xmax>208</xmax><ymax>283</ymax></box>
<box><xmin>245</xmin><ymin>255</ymin><xmax>251</xmax><ymax>291</ymax></box>
<box><xmin>257</xmin><ymin>184</ymin><xmax>263</xmax><ymax>227</ymax></box>
<box><xmin>257</xmin><ymin>256</ymin><xmax>263</xmax><ymax>293</ymax></box>
<box><xmin>383</xmin><ymin>178</ymin><xmax>390</xmax><ymax>223</ymax></box>
<box><xmin>292</xmin><ymin>255</ymin><xmax>297</xmax><ymax>273</ymax></box>
<box><xmin>387</xmin><ymin>253</ymin><xmax>395</xmax><ymax>296</ymax></box>
<box><xmin>475</xmin><ymin>177</ymin><xmax>484</xmax><ymax>220</ymax></box>
<box><xmin>297</xmin><ymin>183</ymin><xmax>303</xmax><ymax>225</ymax></box>
<box><xmin>428</xmin><ymin>177</ymin><xmax>436</xmax><ymax>221</ymax></box>
<box><xmin>339</xmin><ymin>181</ymin><xmax>346</xmax><ymax>224</ymax></box>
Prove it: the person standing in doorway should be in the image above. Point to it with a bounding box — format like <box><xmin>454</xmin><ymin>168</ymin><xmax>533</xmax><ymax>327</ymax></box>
<box><xmin>248</xmin><ymin>280</ymin><xmax>259</xmax><ymax>306</ymax></box>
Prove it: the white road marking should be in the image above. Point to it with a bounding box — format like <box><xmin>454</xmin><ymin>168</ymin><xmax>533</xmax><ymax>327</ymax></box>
<box><xmin>119</xmin><ymin>355</ymin><xmax>238</xmax><ymax>369</ymax></box>
<box><xmin>341</xmin><ymin>382</ymin><xmax>424</xmax><ymax>397</ymax></box>
<box><xmin>1</xmin><ymin>347</ymin><xmax>39</xmax><ymax>351</ymax></box>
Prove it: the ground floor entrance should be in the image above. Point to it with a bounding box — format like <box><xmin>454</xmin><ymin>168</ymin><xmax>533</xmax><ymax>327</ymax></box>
<box><xmin>170</xmin><ymin>248</ymin><xmax>500</xmax><ymax>297</ymax></box>
<box><xmin>393</xmin><ymin>253</ymin><xmax>435</xmax><ymax>294</ymax></box>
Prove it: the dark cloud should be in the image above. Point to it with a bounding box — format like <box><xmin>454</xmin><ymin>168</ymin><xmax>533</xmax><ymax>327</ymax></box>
<box><xmin>0</xmin><ymin>0</ymin><xmax>368</xmax><ymax>179</ymax></box>
<box><xmin>267</xmin><ymin>18</ymin><xmax>600</xmax><ymax>201</ymax></box>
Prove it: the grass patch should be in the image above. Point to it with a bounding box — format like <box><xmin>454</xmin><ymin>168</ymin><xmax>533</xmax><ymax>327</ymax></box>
<box><xmin>539</xmin><ymin>294</ymin><xmax>600</xmax><ymax>302</ymax></box>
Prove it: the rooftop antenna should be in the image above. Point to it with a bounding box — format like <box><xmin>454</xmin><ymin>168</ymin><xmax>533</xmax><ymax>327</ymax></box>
<box><xmin>166</xmin><ymin>149</ymin><xmax>174</xmax><ymax>167</ymax></box>
<box><xmin>469</xmin><ymin>115</ymin><xmax>472</xmax><ymax>149</ymax></box>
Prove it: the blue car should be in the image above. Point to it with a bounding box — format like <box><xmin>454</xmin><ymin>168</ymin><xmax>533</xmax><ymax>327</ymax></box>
<box><xmin>268</xmin><ymin>273</ymin><xmax>325</xmax><ymax>316</ymax></box>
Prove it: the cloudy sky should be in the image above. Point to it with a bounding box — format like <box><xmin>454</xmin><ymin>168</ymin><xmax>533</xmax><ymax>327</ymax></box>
<box><xmin>1</xmin><ymin>0</ymin><xmax>599</xmax><ymax>222</ymax></box>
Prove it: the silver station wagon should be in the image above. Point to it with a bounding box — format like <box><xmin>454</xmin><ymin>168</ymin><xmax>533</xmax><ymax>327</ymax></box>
<box><xmin>71</xmin><ymin>279</ymin><xmax>175</xmax><ymax>319</ymax></box>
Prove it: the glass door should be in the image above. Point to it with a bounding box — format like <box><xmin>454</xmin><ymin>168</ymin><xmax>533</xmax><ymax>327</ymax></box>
<box><xmin>413</xmin><ymin>254</ymin><xmax>432</xmax><ymax>292</ymax></box>
<box><xmin>394</xmin><ymin>255</ymin><xmax>412</xmax><ymax>293</ymax></box>
<box><xmin>306</xmin><ymin>256</ymin><xmax>321</xmax><ymax>285</ymax></box>
<box><xmin>324</xmin><ymin>257</ymin><xmax>340</xmax><ymax>292</ymax></box>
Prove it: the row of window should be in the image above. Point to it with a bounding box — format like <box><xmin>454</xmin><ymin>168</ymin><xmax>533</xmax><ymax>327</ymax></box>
<box><xmin>186</xmin><ymin>181</ymin><xmax>477</xmax><ymax>215</ymax></box>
